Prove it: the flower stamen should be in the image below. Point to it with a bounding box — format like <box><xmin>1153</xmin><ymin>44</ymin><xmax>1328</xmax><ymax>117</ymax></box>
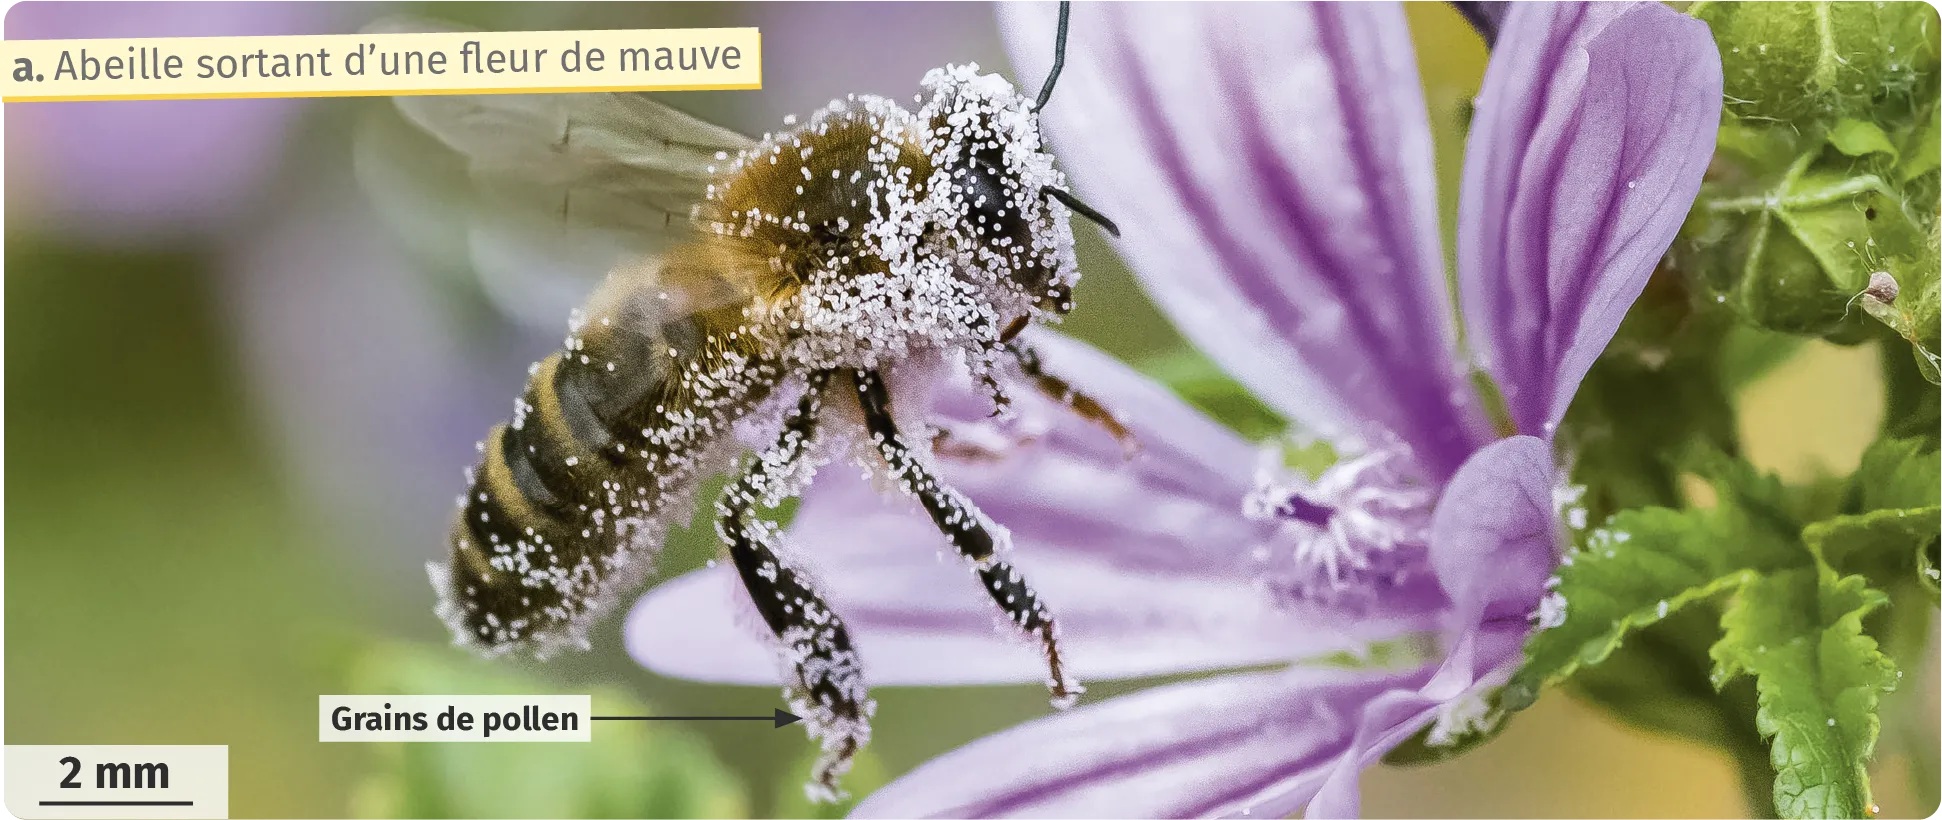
<box><xmin>1244</xmin><ymin>435</ymin><xmax>1435</xmax><ymax>609</ymax></box>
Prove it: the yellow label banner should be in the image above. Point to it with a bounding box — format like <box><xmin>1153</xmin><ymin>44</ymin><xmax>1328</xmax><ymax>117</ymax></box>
<box><xmin>1</xmin><ymin>28</ymin><xmax>762</xmax><ymax>102</ymax></box>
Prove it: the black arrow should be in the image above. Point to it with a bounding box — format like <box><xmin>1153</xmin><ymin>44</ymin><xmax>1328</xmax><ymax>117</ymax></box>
<box><xmin>591</xmin><ymin>708</ymin><xmax>801</xmax><ymax>728</ymax></box>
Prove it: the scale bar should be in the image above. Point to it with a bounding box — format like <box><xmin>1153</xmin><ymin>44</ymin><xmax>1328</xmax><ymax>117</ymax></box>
<box><xmin>40</xmin><ymin>801</ymin><xmax>194</xmax><ymax>806</ymax></box>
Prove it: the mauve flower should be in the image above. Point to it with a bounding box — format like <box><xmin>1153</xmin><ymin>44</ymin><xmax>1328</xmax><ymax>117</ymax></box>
<box><xmin>627</xmin><ymin>1</ymin><xmax>1721</xmax><ymax>817</ymax></box>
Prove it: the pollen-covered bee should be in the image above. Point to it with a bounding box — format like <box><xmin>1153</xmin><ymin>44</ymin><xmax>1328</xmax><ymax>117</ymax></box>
<box><xmin>383</xmin><ymin>4</ymin><xmax>1124</xmax><ymax>797</ymax></box>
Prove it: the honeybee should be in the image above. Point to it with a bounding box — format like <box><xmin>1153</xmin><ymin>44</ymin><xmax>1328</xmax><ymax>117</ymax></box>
<box><xmin>385</xmin><ymin>3</ymin><xmax>1124</xmax><ymax>798</ymax></box>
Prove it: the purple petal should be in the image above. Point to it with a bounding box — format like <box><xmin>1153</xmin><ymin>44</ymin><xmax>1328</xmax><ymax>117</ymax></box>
<box><xmin>1456</xmin><ymin>2</ymin><xmax>1723</xmax><ymax>436</ymax></box>
<box><xmin>1303</xmin><ymin>622</ymin><xmax>1529</xmax><ymax>818</ymax></box>
<box><xmin>1427</xmin><ymin>435</ymin><xmax>1559</xmax><ymax>628</ymax></box>
<box><xmin>1305</xmin><ymin>436</ymin><xmax>1565</xmax><ymax>816</ymax></box>
<box><xmin>1001</xmin><ymin>1</ymin><xmax>1493</xmax><ymax>481</ymax></box>
<box><xmin>627</xmin><ymin>511</ymin><xmax>1365</xmax><ymax>687</ymax></box>
<box><xmin>631</xmin><ymin>333</ymin><xmax>1433</xmax><ymax>685</ymax></box>
<box><xmin>849</xmin><ymin>665</ymin><xmax>1433</xmax><ymax>819</ymax></box>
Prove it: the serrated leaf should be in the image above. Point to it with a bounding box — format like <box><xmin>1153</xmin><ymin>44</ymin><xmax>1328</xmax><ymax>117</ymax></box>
<box><xmin>1806</xmin><ymin>506</ymin><xmax>1942</xmax><ymax>588</ymax></box>
<box><xmin>1853</xmin><ymin>436</ymin><xmax>1942</xmax><ymax>515</ymax></box>
<box><xmin>1683</xmin><ymin>443</ymin><xmax>1801</xmax><ymax>527</ymax></box>
<box><xmin>1502</xmin><ymin>505</ymin><xmax>1786</xmax><ymax>712</ymax></box>
<box><xmin>1710</xmin><ymin>567</ymin><xmax>1897</xmax><ymax>819</ymax></box>
<box><xmin>1808</xmin><ymin>437</ymin><xmax>1942</xmax><ymax>592</ymax></box>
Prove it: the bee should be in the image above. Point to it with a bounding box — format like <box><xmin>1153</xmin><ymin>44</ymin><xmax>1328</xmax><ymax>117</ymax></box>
<box><xmin>387</xmin><ymin>3</ymin><xmax>1125</xmax><ymax>798</ymax></box>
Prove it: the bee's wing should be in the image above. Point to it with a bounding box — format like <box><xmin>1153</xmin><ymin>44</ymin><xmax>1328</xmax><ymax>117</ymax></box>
<box><xmin>358</xmin><ymin>16</ymin><xmax>757</xmax><ymax>327</ymax></box>
<box><xmin>392</xmin><ymin>89</ymin><xmax>754</xmax><ymax>234</ymax></box>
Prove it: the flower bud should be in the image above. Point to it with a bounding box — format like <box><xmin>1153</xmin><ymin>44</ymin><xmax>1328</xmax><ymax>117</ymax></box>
<box><xmin>1670</xmin><ymin>122</ymin><xmax>1926</xmax><ymax>340</ymax></box>
<box><xmin>1696</xmin><ymin>1</ymin><xmax>1939</xmax><ymax>127</ymax></box>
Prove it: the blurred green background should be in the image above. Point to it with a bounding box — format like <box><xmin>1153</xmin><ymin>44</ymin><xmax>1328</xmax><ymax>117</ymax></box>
<box><xmin>5</xmin><ymin>2</ymin><xmax>1934</xmax><ymax>818</ymax></box>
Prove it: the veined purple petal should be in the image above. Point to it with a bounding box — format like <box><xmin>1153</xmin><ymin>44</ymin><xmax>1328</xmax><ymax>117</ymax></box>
<box><xmin>631</xmin><ymin>333</ymin><xmax>1434</xmax><ymax>685</ymax></box>
<box><xmin>1456</xmin><ymin>2</ymin><xmax>1723</xmax><ymax>436</ymax></box>
<box><xmin>1428</xmin><ymin>435</ymin><xmax>1558</xmax><ymax>633</ymax></box>
<box><xmin>1001</xmin><ymin>1</ymin><xmax>1494</xmax><ymax>481</ymax></box>
<box><xmin>1303</xmin><ymin>622</ymin><xmax>1528</xmax><ymax>818</ymax></box>
<box><xmin>626</xmin><ymin>488</ymin><xmax>1368</xmax><ymax>687</ymax></box>
<box><xmin>849</xmin><ymin>665</ymin><xmax>1434</xmax><ymax>820</ymax></box>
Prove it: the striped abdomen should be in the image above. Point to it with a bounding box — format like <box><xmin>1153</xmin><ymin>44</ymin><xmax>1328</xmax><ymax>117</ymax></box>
<box><xmin>436</xmin><ymin>263</ymin><xmax>774</xmax><ymax>656</ymax></box>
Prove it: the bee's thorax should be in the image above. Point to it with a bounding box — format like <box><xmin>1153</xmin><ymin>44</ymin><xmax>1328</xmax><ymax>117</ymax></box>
<box><xmin>700</xmin><ymin>63</ymin><xmax>1081</xmax><ymax>379</ymax></box>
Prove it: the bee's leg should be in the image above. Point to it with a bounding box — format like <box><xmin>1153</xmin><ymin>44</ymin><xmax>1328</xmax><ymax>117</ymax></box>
<box><xmin>853</xmin><ymin>369</ymin><xmax>1082</xmax><ymax>707</ymax></box>
<box><xmin>1005</xmin><ymin>341</ymin><xmax>1140</xmax><ymax>458</ymax></box>
<box><xmin>718</xmin><ymin>371</ymin><xmax>871</xmax><ymax>802</ymax></box>
<box><xmin>930</xmin><ymin>422</ymin><xmax>1043</xmax><ymax>464</ymax></box>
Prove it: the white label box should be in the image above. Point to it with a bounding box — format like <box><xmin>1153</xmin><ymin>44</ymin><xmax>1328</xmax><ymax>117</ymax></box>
<box><xmin>5</xmin><ymin>745</ymin><xmax>227</xmax><ymax>820</ymax></box>
<box><xmin>319</xmin><ymin>695</ymin><xmax>591</xmax><ymax>742</ymax></box>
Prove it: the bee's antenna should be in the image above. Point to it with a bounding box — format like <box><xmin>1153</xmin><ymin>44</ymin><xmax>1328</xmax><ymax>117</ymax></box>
<box><xmin>1033</xmin><ymin>1</ymin><xmax>1072</xmax><ymax>112</ymax></box>
<box><xmin>1046</xmin><ymin>187</ymin><xmax>1119</xmax><ymax>237</ymax></box>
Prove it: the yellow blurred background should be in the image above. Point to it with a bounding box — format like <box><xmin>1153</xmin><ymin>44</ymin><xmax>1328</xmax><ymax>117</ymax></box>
<box><xmin>5</xmin><ymin>2</ymin><xmax>1933</xmax><ymax>818</ymax></box>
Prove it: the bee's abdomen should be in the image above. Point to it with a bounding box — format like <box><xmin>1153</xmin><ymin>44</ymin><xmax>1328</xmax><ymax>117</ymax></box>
<box><xmin>436</xmin><ymin>286</ymin><xmax>765</xmax><ymax>655</ymax></box>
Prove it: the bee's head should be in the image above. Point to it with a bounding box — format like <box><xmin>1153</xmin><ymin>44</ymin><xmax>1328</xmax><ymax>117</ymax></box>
<box><xmin>916</xmin><ymin>63</ymin><xmax>1114</xmax><ymax>326</ymax></box>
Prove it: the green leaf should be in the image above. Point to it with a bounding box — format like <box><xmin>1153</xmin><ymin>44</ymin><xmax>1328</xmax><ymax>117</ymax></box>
<box><xmin>1851</xmin><ymin>436</ymin><xmax>1941</xmax><ymax>515</ymax></box>
<box><xmin>1896</xmin><ymin>103</ymin><xmax>1940</xmax><ymax>183</ymax></box>
<box><xmin>1828</xmin><ymin>119</ymin><xmax>1899</xmax><ymax>161</ymax></box>
<box><xmin>348</xmin><ymin>643</ymin><xmax>748</xmax><ymax>820</ymax></box>
<box><xmin>1709</xmin><ymin>567</ymin><xmax>1898</xmax><ymax>820</ymax></box>
<box><xmin>1503</xmin><ymin>507</ymin><xmax>1777</xmax><ymax>711</ymax></box>
<box><xmin>1806</xmin><ymin>437</ymin><xmax>1942</xmax><ymax>591</ymax></box>
<box><xmin>1806</xmin><ymin>506</ymin><xmax>1942</xmax><ymax>588</ymax></box>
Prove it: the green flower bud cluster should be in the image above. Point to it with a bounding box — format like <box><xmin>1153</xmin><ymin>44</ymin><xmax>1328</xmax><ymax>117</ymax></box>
<box><xmin>1673</xmin><ymin>1</ymin><xmax>1940</xmax><ymax>382</ymax></box>
<box><xmin>1706</xmin><ymin>1</ymin><xmax>1938</xmax><ymax>123</ymax></box>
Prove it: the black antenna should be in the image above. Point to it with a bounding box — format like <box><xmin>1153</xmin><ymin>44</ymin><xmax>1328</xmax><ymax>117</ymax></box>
<box><xmin>1047</xmin><ymin>187</ymin><xmax>1120</xmax><ymax>237</ymax></box>
<box><xmin>1033</xmin><ymin>1</ymin><xmax>1072</xmax><ymax>111</ymax></box>
<box><xmin>1030</xmin><ymin>1</ymin><xmax>1119</xmax><ymax>239</ymax></box>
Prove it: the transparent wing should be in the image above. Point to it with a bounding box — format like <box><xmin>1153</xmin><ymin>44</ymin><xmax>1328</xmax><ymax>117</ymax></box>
<box><xmin>355</xmin><ymin>16</ymin><xmax>756</xmax><ymax>328</ymax></box>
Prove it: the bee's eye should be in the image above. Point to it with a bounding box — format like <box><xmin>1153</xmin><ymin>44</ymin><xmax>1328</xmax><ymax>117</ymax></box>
<box><xmin>959</xmin><ymin>151</ymin><xmax>1026</xmax><ymax>241</ymax></box>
